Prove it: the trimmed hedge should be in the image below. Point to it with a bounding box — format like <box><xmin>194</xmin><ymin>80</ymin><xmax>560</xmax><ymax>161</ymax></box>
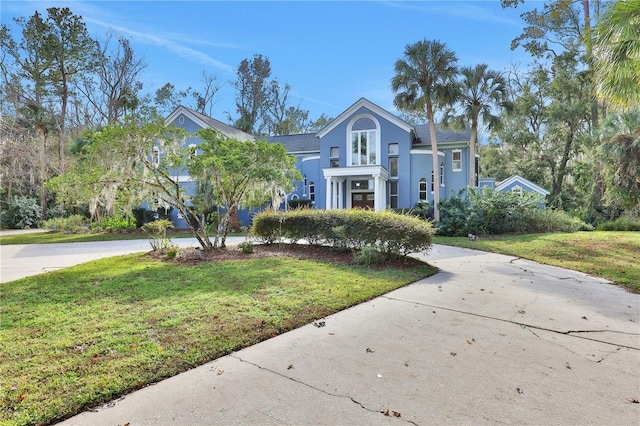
<box><xmin>250</xmin><ymin>208</ymin><xmax>435</xmax><ymax>260</ymax></box>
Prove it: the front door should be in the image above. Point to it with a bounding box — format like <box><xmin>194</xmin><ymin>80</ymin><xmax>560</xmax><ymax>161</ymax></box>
<box><xmin>352</xmin><ymin>192</ymin><xmax>374</xmax><ymax>209</ymax></box>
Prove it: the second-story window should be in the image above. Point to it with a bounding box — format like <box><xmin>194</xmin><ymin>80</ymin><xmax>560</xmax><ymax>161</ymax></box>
<box><xmin>330</xmin><ymin>147</ymin><xmax>339</xmax><ymax>168</ymax></box>
<box><xmin>350</xmin><ymin>117</ymin><xmax>378</xmax><ymax>166</ymax></box>
<box><xmin>152</xmin><ymin>147</ymin><xmax>160</xmax><ymax>168</ymax></box>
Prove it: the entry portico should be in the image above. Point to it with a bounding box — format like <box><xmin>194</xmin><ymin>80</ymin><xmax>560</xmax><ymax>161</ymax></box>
<box><xmin>323</xmin><ymin>165</ymin><xmax>389</xmax><ymax>211</ymax></box>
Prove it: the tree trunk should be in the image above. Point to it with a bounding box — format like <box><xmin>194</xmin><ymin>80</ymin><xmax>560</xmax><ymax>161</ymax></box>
<box><xmin>426</xmin><ymin>102</ymin><xmax>440</xmax><ymax>222</ymax></box>
<box><xmin>552</xmin><ymin>130</ymin><xmax>574</xmax><ymax>199</ymax></box>
<box><xmin>469</xmin><ymin>118</ymin><xmax>478</xmax><ymax>188</ymax></box>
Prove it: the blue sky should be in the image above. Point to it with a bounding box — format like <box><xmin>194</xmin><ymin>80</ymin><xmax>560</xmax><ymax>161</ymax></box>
<box><xmin>2</xmin><ymin>0</ymin><xmax>539</xmax><ymax>123</ymax></box>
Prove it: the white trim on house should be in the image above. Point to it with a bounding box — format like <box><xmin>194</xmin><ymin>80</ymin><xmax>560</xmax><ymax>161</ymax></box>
<box><xmin>496</xmin><ymin>174</ymin><xmax>550</xmax><ymax>196</ymax></box>
<box><xmin>165</xmin><ymin>105</ymin><xmax>254</xmax><ymax>142</ymax></box>
<box><xmin>409</xmin><ymin>149</ymin><xmax>445</xmax><ymax>156</ymax></box>
<box><xmin>317</xmin><ymin>98</ymin><xmax>414</xmax><ymax>138</ymax></box>
<box><xmin>346</xmin><ymin>113</ymin><xmax>382</xmax><ymax>166</ymax></box>
<box><xmin>322</xmin><ymin>165</ymin><xmax>390</xmax><ymax>211</ymax></box>
<box><xmin>301</xmin><ymin>155</ymin><xmax>321</xmax><ymax>162</ymax></box>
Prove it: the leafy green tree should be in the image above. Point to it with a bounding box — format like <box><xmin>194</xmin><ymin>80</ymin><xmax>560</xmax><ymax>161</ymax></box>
<box><xmin>391</xmin><ymin>39</ymin><xmax>459</xmax><ymax>222</ymax></box>
<box><xmin>189</xmin><ymin>129</ymin><xmax>301</xmax><ymax>248</ymax></box>
<box><xmin>232</xmin><ymin>54</ymin><xmax>272</xmax><ymax>135</ymax></box>
<box><xmin>593</xmin><ymin>0</ymin><xmax>640</xmax><ymax>107</ymax></box>
<box><xmin>446</xmin><ymin>64</ymin><xmax>512</xmax><ymax>187</ymax></box>
<box><xmin>47</xmin><ymin>110</ymin><xmax>183</xmax><ymax>226</ymax></box>
<box><xmin>596</xmin><ymin>110</ymin><xmax>640</xmax><ymax>209</ymax></box>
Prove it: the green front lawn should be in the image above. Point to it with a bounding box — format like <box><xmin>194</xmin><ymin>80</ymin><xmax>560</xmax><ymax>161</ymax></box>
<box><xmin>0</xmin><ymin>230</ymin><xmax>240</xmax><ymax>245</ymax></box>
<box><xmin>0</xmin><ymin>251</ymin><xmax>435</xmax><ymax>425</ymax></box>
<box><xmin>433</xmin><ymin>231</ymin><xmax>640</xmax><ymax>292</ymax></box>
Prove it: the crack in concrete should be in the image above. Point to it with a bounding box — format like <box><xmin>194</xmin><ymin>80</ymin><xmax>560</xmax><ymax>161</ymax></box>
<box><xmin>229</xmin><ymin>354</ymin><xmax>419</xmax><ymax>425</ymax></box>
<box><xmin>382</xmin><ymin>296</ymin><xmax>640</xmax><ymax>351</ymax></box>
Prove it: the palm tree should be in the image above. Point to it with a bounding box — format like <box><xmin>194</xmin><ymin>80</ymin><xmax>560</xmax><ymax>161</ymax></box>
<box><xmin>593</xmin><ymin>0</ymin><xmax>640</xmax><ymax>108</ymax></box>
<box><xmin>391</xmin><ymin>39</ymin><xmax>459</xmax><ymax>222</ymax></box>
<box><xmin>448</xmin><ymin>64</ymin><xmax>512</xmax><ymax>187</ymax></box>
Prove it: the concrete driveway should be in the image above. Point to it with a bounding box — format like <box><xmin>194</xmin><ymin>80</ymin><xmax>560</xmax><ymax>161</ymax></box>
<box><xmin>47</xmin><ymin>244</ymin><xmax>639</xmax><ymax>425</ymax></box>
<box><xmin>0</xmin><ymin>236</ymin><xmax>246</xmax><ymax>283</ymax></box>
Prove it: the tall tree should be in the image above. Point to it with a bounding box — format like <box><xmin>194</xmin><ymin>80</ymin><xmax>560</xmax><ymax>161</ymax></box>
<box><xmin>593</xmin><ymin>0</ymin><xmax>640</xmax><ymax>108</ymax></box>
<box><xmin>265</xmin><ymin>80</ymin><xmax>310</xmax><ymax>135</ymax></box>
<box><xmin>446</xmin><ymin>64</ymin><xmax>512</xmax><ymax>187</ymax></box>
<box><xmin>232</xmin><ymin>54</ymin><xmax>271</xmax><ymax>135</ymax></box>
<box><xmin>43</xmin><ymin>7</ymin><xmax>98</xmax><ymax>173</ymax></box>
<box><xmin>391</xmin><ymin>39</ymin><xmax>459</xmax><ymax>222</ymax></box>
<box><xmin>154</xmin><ymin>71</ymin><xmax>220</xmax><ymax>117</ymax></box>
<box><xmin>188</xmin><ymin>129</ymin><xmax>300</xmax><ymax>248</ymax></box>
<box><xmin>2</xmin><ymin>12</ymin><xmax>56</xmax><ymax>212</ymax></box>
<box><xmin>77</xmin><ymin>32</ymin><xmax>147</xmax><ymax>125</ymax></box>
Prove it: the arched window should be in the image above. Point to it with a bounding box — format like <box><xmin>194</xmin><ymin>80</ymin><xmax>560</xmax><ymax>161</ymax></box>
<box><xmin>419</xmin><ymin>178</ymin><xmax>428</xmax><ymax>201</ymax></box>
<box><xmin>349</xmin><ymin>116</ymin><xmax>378</xmax><ymax>166</ymax></box>
<box><xmin>309</xmin><ymin>181</ymin><xmax>315</xmax><ymax>203</ymax></box>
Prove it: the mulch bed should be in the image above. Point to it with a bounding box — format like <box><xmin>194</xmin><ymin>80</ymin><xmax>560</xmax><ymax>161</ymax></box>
<box><xmin>149</xmin><ymin>243</ymin><xmax>426</xmax><ymax>269</ymax></box>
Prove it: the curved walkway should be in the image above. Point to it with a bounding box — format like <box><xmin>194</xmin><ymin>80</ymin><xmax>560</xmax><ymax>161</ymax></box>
<box><xmin>3</xmin><ymin>240</ymin><xmax>639</xmax><ymax>424</ymax></box>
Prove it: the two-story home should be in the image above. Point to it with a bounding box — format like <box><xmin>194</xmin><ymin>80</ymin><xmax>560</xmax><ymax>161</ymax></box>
<box><xmin>164</xmin><ymin>98</ymin><xmax>474</xmax><ymax>228</ymax></box>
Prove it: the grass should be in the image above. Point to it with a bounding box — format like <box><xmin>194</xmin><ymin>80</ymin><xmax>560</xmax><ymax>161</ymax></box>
<box><xmin>0</xmin><ymin>252</ymin><xmax>436</xmax><ymax>425</ymax></box>
<box><xmin>0</xmin><ymin>230</ymin><xmax>242</xmax><ymax>245</ymax></box>
<box><xmin>433</xmin><ymin>231</ymin><xmax>640</xmax><ymax>293</ymax></box>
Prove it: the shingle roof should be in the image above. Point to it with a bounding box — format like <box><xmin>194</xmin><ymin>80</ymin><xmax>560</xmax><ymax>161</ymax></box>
<box><xmin>414</xmin><ymin>123</ymin><xmax>470</xmax><ymax>143</ymax></box>
<box><xmin>179</xmin><ymin>106</ymin><xmax>254</xmax><ymax>141</ymax></box>
<box><xmin>267</xmin><ymin>133</ymin><xmax>320</xmax><ymax>153</ymax></box>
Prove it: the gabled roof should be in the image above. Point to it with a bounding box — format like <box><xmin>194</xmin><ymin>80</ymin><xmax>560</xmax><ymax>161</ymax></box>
<box><xmin>496</xmin><ymin>174</ymin><xmax>550</xmax><ymax>196</ymax></box>
<box><xmin>414</xmin><ymin>123</ymin><xmax>471</xmax><ymax>144</ymax></box>
<box><xmin>165</xmin><ymin>105</ymin><xmax>254</xmax><ymax>141</ymax></box>
<box><xmin>267</xmin><ymin>133</ymin><xmax>320</xmax><ymax>153</ymax></box>
<box><xmin>316</xmin><ymin>97</ymin><xmax>414</xmax><ymax>138</ymax></box>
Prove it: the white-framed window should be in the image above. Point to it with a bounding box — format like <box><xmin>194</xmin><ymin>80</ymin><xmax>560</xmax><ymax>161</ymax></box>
<box><xmin>152</xmin><ymin>146</ymin><xmax>160</xmax><ymax>168</ymax></box>
<box><xmin>419</xmin><ymin>178</ymin><xmax>428</xmax><ymax>201</ymax></box>
<box><xmin>388</xmin><ymin>143</ymin><xmax>398</xmax><ymax>155</ymax></box>
<box><xmin>349</xmin><ymin>117</ymin><xmax>378</xmax><ymax>166</ymax></box>
<box><xmin>389</xmin><ymin>157</ymin><xmax>398</xmax><ymax>178</ymax></box>
<box><xmin>330</xmin><ymin>147</ymin><xmax>339</xmax><ymax>168</ymax></box>
<box><xmin>389</xmin><ymin>182</ymin><xmax>398</xmax><ymax>208</ymax></box>
<box><xmin>431</xmin><ymin>170</ymin><xmax>435</xmax><ymax>192</ymax></box>
<box><xmin>303</xmin><ymin>175</ymin><xmax>307</xmax><ymax>196</ymax></box>
<box><xmin>309</xmin><ymin>181</ymin><xmax>315</xmax><ymax>203</ymax></box>
<box><xmin>452</xmin><ymin>149</ymin><xmax>462</xmax><ymax>172</ymax></box>
<box><xmin>291</xmin><ymin>194</ymin><xmax>299</xmax><ymax>200</ymax></box>
<box><xmin>440</xmin><ymin>162</ymin><xmax>445</xmax><ymax>186</ymax></box>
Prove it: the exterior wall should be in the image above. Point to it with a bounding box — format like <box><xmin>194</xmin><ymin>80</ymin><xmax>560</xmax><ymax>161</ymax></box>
<box><xmin>156</xmin><ymin>101</ymin><xmax>473</xmax><ymax>228</ymax></box>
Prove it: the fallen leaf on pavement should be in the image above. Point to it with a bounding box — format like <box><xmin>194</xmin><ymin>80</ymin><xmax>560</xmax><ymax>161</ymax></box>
<box><xmin>366</xmin><ymin>347</ymin><xmax>375</xmax><ymax>353</ymax></box>
<box><xmin>628</xmin><ymin>398</ymin><xmax>639</xmax><ymax>403</ymax></box>
<box><xmin>287</xmin><ymin>364</ymin><xmax>294</xmax><ymax>370</ymax></box>
<box><xmin>392</xmin><ymin>411</ymin><xmax>401</xmax><ymax>417</ymax></box>
<box><xmin>516</xmin><ymin>387</ymin><xmax>523</xmax><ymax>394</ymax></box>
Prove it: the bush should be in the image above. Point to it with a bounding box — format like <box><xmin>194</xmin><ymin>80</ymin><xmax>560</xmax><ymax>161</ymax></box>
<box><xmin>43</xmin><ymin>204</ymin><xmax>68</xmax><ymax>221</ymax></box>
<box><xmin>287</xmin><ymin>199</ymin><xmax>313</xmax><ymax>209</ymax></box>
<box><xmin>132</xmin><ymin>207</ymin><xmax>158</xmax><ymax>228</ymax></box>
<box><xmin>250</xmin><ymin>208</ymin><xmax>434</xmax><ymax>261</ymax></box>
<box><xmin>2</xmin><ymin>196</ymin><xmax>42</xmax><ymax>229</ymax></box>
<box><xmin>142</xmin><ymin>219</ymin><xmax>174</xmax><ymax>251</ymax></box>
<box><xmin>93</xmin><ymin>215</ymin><xmax>136</xmax><ymax>232</ymax></box>
<box><xmin>597</xmin><ymin>218</ymin><xmax>640</xmax><ymax>231</ymax></box>
<box><xmin>238</xmin><ymin>241</ymin><xmax>254</xmax><ymax>254</ymax></box>
<box><xmin>42</xmin><ymin>215</ymin><xmax>89</xmax><ymax>233</ymax></box>
<box><xmin>437</xmin><ymin>187</ymin><xmax>592</xmax><ymax>235</ymax></box>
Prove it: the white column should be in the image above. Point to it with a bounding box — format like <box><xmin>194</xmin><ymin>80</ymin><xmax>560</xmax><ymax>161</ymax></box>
<box><xmin>325</xmin><ymin>177</ymin><xmax>333</xmax><ymax>209</ymax></box>
<box><xmin>374</xmin><ymin>175</ymin><xmax>386</xmax><ymax>211</ymax></box>
<box><xmin>337</xmin><ymin>179</ymin><xmax>344</xmax><ymax>209</ymax></box>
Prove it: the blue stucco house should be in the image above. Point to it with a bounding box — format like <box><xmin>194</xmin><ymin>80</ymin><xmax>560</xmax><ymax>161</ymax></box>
<box><xmin>163</xmin><ymin>98</ymin><xmax>474</xmax><ymax>228</ymax></box>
